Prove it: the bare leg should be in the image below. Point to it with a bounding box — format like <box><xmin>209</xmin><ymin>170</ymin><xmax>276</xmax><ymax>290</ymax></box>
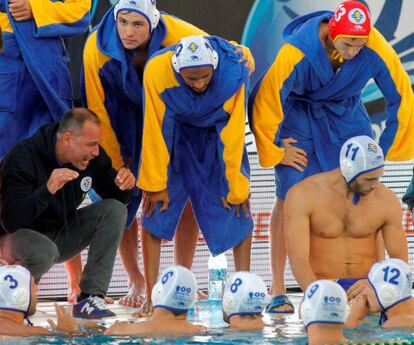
<box><xmin>65</xmin><ymin>254</ymin><xmax>82</xmax><ymax>304</ymax></box>
<box><xmin>270</xmin><ymin>199</ymin><xmax>286</xmax><ymax>295</ymax></box>
<box><xmin>233</xmin><ymin>233</ymin><xmax>252</xmax><ymax>271</ymax></box>
<box><xmin>174</xmin><ymin>201</ymin><xmax>199</xmax><ymax>269</ymax></box>
<box><xmin>268</xmin><ymin>199</ymin><xmax>294</xmax><ymax>312</ymax></box>
<box><xmin>137</xmin><ymin>228</ymin><xmax>161</xmax><ymax>317</ymax></box>
<box><xmin>118</xmin><ymin>219</ymin><xmax>146</xmax><ymax>308</ymax></box>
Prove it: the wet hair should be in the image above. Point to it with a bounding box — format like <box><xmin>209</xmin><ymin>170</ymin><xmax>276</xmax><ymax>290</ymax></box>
<box><xmin>57</xmin><ymin>108</ymin><xmax>100</xmax><ymax>136</ymax></box>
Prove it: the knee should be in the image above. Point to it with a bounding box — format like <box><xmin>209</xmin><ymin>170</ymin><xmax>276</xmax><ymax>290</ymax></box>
<box><xmin>102</xmin><ymin>199</ymin><xmax>128</xmax><ymax>222</ymax></box>
<box><xmin>5</xmin><ymin>229</ymin><xmax>59</xmax><ymax>282</ymax></box>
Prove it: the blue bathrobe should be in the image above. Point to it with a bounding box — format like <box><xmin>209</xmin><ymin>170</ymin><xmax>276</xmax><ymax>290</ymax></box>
<box><xmin>138</xmin><ymin>36</ymin><xmax>253</xmax><ymax>255</ymax></box>
<box><xmin>81</xmin><ymin>8</ymin><xmax>208</xmax><ymax>227</ymax></box>
<box><xmin>249</xmin><ymin>11</ymin><xmax>414</xmax><ymax>199</ymax></box>
<box><xmin>0</xmin><ymin>0</ymin><xmax>91</xmax><ymax>159</ymax></box>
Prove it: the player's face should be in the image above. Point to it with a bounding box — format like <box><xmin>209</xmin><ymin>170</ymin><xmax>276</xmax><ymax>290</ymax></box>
<box><xmin>117</xmin><ymin>11</ymin><xmax>151</xmax><ymax>50</ymax></box>
<box><xmin>350</xmin><ymin>167</ymin><xmax>383</xmax><ymax>196</ymax></box>
<box><xmin>180</xmin><ymin>66</ymin><xmax>214</xmax><ymax>93</ymax></box>
<box><xmin>334</xmin><ymin>37</ymin><xmax>367</xmax><ymax>60</ymax></box>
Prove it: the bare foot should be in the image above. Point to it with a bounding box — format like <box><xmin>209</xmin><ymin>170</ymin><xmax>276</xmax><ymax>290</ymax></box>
<box><xmin>104</xmin><ymin>296</ymin><xmax>114</xmax><ymax>304</ymax></box>
<box><xmin>119</xmin><ymin>280</ymin><xmax>145</xmax><ymax>308</ymax></box>
<box><xmin>132</xmin><ymin>298</ymin><xmax>153</xmax><ymax>318</ymax></box>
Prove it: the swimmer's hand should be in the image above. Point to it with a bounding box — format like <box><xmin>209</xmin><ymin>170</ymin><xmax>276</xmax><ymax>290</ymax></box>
<box><xmin>280</xmin><ymin>138</ymin><xmax>308</xmax><ymax>172</ymax></box>
<box><xmin>142</xmin><ymin>189</ymin><xmax>169</xmax><ymax>217</ymax></box>
<box><xmin>221</xmin><ymin>197</ymin><xmax>250</xmax><ymax>218</ymax></box>
<box><xmin>347</xmin><ymin>279</ymin><xmax>369</xmax><ymax>300</ymax></box>
<box><xmin>48</xmin><ymin>303</ymin><xmax>79</xmax><ymax>334</ymax></box>
<box><xmin>234</xmin><ymin>45</ymin><xmax>255</xmax><ymax>76</ymax></box>
<box><xmin>9</xmin><ymin>0</ymin><xmax>33</xmax><ymax>21</ymax></box>
<box><xmin>345</xmin><ymin>293</ymin><xmax>369</xmax><ymax>328</ymax></box>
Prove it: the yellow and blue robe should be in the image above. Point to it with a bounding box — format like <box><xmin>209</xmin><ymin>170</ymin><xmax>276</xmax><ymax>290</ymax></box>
<box><xmin>0</xmin><ymin>0</ymin><xmax>91</xmax><ymax>158</ymax></box>
<box><xmin>81</xmin><ymin>8</ymin><xmax>208</xmax><ymax>226</ymax></box>
<box><xmin>249</xmin><ymin>11</ymin><xmax>414</xmax><ymax>199</ymax></box>
<box><xmin>138</xmin><ymin>36</ymin><xmax>253</xmax><ymax>255</ymax></box>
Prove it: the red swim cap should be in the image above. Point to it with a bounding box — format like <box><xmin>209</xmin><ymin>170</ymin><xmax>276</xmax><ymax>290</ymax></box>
<box><xmin>328</xmin><ymin>1</ymin><xmax>371</xmax><ymax>41</ymax></box>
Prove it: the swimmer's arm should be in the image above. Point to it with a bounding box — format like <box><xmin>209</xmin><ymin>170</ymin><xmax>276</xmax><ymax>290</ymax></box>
<box><xmin>345</xmin><ymin>293</ymin><xmax>369</xmax><ymax>328</ymax></box>
<box><xmin>105</xmin><ymin>320</ymin><xmax>154</xmax><ymax>335</ymax></box>
<box><xmin>381</xmin><ymin>190</ymin><xmax>408</xmax><ymax>262</ymax></box>
<box><xmin>285</xmin><ymin>185</ymin><xmax>316</xmax><ymax>291</ymax></box>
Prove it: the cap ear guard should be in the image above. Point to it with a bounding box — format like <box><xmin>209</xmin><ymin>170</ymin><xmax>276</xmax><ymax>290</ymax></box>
<box><xmin>222</xmin><ymin>291</ymin><xmax>235</xmax><ymax>315</ymax></box>
<box><xmin>368</xmin><ymin>259</ymin><xmax>413</xmax><ymax>311</ymax></box>
<box><xmin>0</xmin><ymin>265</ymin><xmax>32</xmax><ymax>315</ymax></box>
<box><xmin>151</xmin><ymin>281</ymin><xmax>163</xmax><ymax>307</ymax></box>
<box><xmin>299</xmin><ymin>299</ymin><xmax>312</xmax><ymax>326</ymax></box>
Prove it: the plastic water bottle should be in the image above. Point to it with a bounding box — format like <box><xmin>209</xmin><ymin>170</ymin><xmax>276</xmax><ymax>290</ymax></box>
<box><xmin>208</xmin><ymin>253</ymin><xmax>227</xmax><ymax>300</ymax></box>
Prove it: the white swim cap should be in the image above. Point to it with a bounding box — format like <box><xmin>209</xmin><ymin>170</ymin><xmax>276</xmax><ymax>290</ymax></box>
<box><xmin>172</xmin><ymin>36</ymin><xmax>219</xmax><ymax>73</ymax></box>
<box><xmin>222</xmin><ymin>272</ymin><xmax>269</xmax><ymax>318</ymax></box>
<box><xmin>300</xmin><ymin>280</ymin><xmax>349</xmax><ymax>329</ymax></box>
<box><xmin>0</xmin><ymin>265</ymin><xmax>32</xmax><ymax>315</ymax></box>
<box><xmin>368</xmin><ymin>259</ymin><xmax>412</xmax><ymax>311</ymax></box>
<box><xmin>114</xmin><ymin>0</ymin><xmax>160</xmax><ymax>30</ymax></box>
<box><xmin>339</xmin><ymin>135</ymin><xmax>384</xmax><ymax>183</ymax></box>
<box><xmin>151</xmin><ymin>265</ymin><xmax>197</xmax><ymax>313</ymax></box>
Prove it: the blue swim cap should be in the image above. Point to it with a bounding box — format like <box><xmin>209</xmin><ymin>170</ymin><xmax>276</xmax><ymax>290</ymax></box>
<box><xmin>339</xmin><ymin>135</ymin><xmax>384</xmax><ymax>183</ymax></box>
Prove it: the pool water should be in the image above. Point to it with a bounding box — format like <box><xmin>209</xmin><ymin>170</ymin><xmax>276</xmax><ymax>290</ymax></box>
<box><xmin>3</xmin><ymin>297</ymin><xmax>414</xmax><ymax>344</ymax></box>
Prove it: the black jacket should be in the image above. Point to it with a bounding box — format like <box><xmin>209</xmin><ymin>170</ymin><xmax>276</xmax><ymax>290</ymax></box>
<box><xmin>0</xmin><ymin>123</ymin><xmax>132</xmax><ymax>234</ymax></box>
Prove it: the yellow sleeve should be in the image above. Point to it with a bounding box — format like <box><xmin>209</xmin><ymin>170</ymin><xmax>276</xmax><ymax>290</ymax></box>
<box><xmin>161</xmin><ymin>14</ymin><xmax>208</xmax><ymax>47</ymax></box>
<box><xmin>28</xmin><ymin>0</ymin><xmax>91</xmax><ymax>34</ymax></box>
<box><xmin>137</xmin><ymin>52</ymin><xmax>180</xmax><ymax>191</ymax></box>
<box><xmin>366</xmin><ymin>27</ymin><xmax>414</xmax><ymax>161</ymax></box>
<box><xmin>0</xmin><ymin>13</ymin><xmax>13</xmax><ymax>33</ymax></box>
<box><xmin>251</xmin><ymin>43</ymin><xmax>304</xmax><ymax>167</ymax></box>
<box><xmin>83</xmin><ymin>31</ymin><xmax>124</xmax><ymax>170</ymax></box>
<box><xmin>221</xmin><ymin>84</ymin><xmax>250</xmax><ymax>204</ymax></box>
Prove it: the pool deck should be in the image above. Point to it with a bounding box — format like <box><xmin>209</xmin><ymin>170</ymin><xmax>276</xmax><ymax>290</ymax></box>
<box><xmin>31</xmin><ymin>293</ymin><xmax>303</xmax><ymax>327</ymax></box>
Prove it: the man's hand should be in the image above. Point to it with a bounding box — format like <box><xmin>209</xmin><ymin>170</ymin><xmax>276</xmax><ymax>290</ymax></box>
<box><xmin>9</xmin><ymin>0</ymin><xmax>33</xmax><ymax>21</ymax></box>
<box><xmin>345</xmin><ymin>293</ymin><xmax>369</xmax><ymax>328</ymax></box>
<box><xmin>221</xmin><ymin>197</ymin><xmax>250</xmax><ymax>218</ymax></box>
<box><xmin>234</xmin><ymin>45</ymin><xmax>254</xmax><ymax>76</ymax></box>
<box><xmin>347</xmin><ymin>279</ymin><xmax>370</xmax><ymax>300</ymax></box>
<box><xmin>47</xmin><ymin>169</ymin><xmax>79</xmax><ymax>195</ymax></box>
<box><xmin>280</xmin><ymin>138</ymin><xmax>308</xmax><ymax>172</ymax></box>
<box><xmin>47</xmin><ymin>304</ymin><xmax>78</xmax><ymax>334</ymax></box>
<box><xmin>115</xmin><ymin>167</ymin><xmax>135</xmax><ymax>191</ymax></box>
<box><xmin>142</xmin><ymin>189</ymin><xmax>169</xmax><ymax>217</ymax></box>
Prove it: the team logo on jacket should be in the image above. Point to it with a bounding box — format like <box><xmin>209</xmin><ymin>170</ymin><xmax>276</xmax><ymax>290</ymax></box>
<box><xmin>80</xmin><ymin>177</ymin><xmax>92</xmax><ymax>192</ymax></box>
